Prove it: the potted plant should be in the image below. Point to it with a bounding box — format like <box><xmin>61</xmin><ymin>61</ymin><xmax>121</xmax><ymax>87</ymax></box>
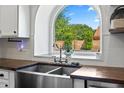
<box><xmin>55</xmin><ymin>30</ymin><xmax>65</xmax><ymax>49</ymax></box>
<box><xmin>63</xmin><ymin>32</ymin><xmax>74</xmax><ymax>57</ymax></box>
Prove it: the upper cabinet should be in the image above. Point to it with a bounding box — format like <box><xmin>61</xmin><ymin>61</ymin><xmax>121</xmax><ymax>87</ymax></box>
<box><xmin>109</xmin><ymin>6</ymin><xmax>124</xmax><ymax>34</ymax></box>
<box><xmin>0</xmin><ymin>5</ymin><xmax>30</xmax><ymax>38</ymax></box>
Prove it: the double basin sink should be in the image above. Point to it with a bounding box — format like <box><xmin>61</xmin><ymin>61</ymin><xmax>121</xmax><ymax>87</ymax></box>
<box><xmin>16</xmin><ymin>63</ymin><xmax>79</xmax><ymax>88</ymax></box>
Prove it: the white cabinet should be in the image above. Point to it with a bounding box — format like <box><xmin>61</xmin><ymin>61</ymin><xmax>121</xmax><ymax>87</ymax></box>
<box><xmin>73</xmin><ymin>79</ymin><xmax>85</xmax><ymax>88</ymax></box>
<box><xmin>0</xmin><ymin>6</ymin><xmax>17</xmax><ymax>37</ymax></box>
<box><xmin>0</xmin><ymin>69</ymin><xmax>15</xmax><ymax>88</ymax></box>
<box><xmin>0</xmin><ymin>5</ymin><xmax>30</xmax><ymax>38</ymax></box>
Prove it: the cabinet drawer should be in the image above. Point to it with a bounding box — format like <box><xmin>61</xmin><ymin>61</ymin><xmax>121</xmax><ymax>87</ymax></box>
<box><xmin>87</xmin><ymin>80</ymin><xmax>124</xmax><ymax>88</ymax></box>
<box><xmin>0</xmin><ymin>70</ymin><xmax>9</xmax><ymax>79</ymax></box>
<box><xmin>0</xmin><ymin>79</ymin><xmax>9</xmax><ymax>88</ymax></box>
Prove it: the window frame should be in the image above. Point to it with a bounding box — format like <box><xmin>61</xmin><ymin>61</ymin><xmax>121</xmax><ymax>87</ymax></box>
<box><xmin>49</xmin><ymin>5</ymin><xmax>103</xmax><ymax>60</ymax></box>
<box><xmin>34</xmin><ymin>5</ymin><xmax>103</xmax><ymax>61</ymax></box>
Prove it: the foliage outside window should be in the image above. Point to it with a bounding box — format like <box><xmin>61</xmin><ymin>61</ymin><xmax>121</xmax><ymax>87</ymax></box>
<box><xmin>55</xmin><ymin>5</ymin><xmax>100</xmax><ymax>53</ymax></box>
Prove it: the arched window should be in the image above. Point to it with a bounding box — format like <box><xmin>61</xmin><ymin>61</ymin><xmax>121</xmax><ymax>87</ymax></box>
<box><xmin>34</xmin><ymin>5</ymin><xmax>102</xmax><ymax>59</ymax></box>
<box><xmin>53</xmin><ymin>5</ymin><xmax>102</xmax><ymax>59</ymax></box>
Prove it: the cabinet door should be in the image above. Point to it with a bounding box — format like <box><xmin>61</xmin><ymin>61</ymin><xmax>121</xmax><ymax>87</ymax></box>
<box><xmin>0</xmin><ymin>69</ymin><xmax>15</xmax><ymax>88</ymax></box>
<box><xmin>18</xmin><ymin>5</ymin><xmax>30</xmax><ymax>38</ymax></box>
<box><xmin>0</xmin><ymin>5</ymin><xmax>18</xmax><ymax>37</ymax></box>
<box><xmin>73</xmin><ymin>79</ymin><xmax>85</xmax><ymax>88</ymax></box>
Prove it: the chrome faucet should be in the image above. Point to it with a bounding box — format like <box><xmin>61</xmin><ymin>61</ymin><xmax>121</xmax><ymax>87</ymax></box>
<box><xmin>53</xmin><ymin>44</ymin><xmax>68</xmax><ymax>63</ymax></box>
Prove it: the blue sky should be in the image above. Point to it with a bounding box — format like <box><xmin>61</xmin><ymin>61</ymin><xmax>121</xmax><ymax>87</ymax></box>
<box><xmin>63</xmin><ymin>5</ymin><xmax>99</xmax><ymax>29</ymax></box>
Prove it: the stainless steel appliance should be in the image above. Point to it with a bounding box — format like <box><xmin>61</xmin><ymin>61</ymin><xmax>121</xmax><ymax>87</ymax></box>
<box><xmin>87</xmin><ymin>80</ymin><xmax>124</xmax><ymax>88</ymax></box>
<box><xmin>16</xmin><ymin>64</ymin><xmax>79</xmax><ymax>88</ymax></box>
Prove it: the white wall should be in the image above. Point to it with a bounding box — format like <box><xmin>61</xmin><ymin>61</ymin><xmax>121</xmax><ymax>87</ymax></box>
<box><xmin>1</xmin><ymin>5</ymin><xmax>124</xmax><ymax>67</ymax></box>
<box><xmin>34</xmin><ymin>5</ymin><xmax>55</xmax><ymax>56</ymax></box>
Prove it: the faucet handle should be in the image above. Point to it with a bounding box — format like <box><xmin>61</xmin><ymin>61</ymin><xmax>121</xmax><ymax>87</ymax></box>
<box><xmin>54</xmin><ymin>56</ymin><xmax>57</xmax><ymax>62</ymax></box>
<box><xmin>65</xmin><ymin>57</ymin><xmax>68</xmax><ymax>63</ymax></box>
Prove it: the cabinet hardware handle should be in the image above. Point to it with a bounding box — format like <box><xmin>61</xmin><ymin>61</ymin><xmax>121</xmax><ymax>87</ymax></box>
<box><xmin>13</xmin><ymin>31</ymin><xmax>16</xmax><ymax>34</ymax></box>
<box><xmin>5</xmin><ymin>84</ymin><xmax>8</xmax><ymax>87</ymax></box>
<box><xmin>0</xmin><ymin>74</ymin><xmax>4</xmax><ymax>77</ymax></box>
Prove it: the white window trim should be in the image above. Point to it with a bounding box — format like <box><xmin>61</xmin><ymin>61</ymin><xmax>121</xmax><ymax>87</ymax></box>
<box><xmin>34</xmin><ymin>5</ymin><xmax>104</xmax><ymax>61</ymax></box>
<box><xmin>49</xmin><ymin>5</ymin><xmax>103</xmax><ymax>61</ymax></box>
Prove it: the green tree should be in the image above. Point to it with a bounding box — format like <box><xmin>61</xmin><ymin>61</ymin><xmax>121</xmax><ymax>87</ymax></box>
<box><xmin>55</xmin><ymin>9</ymin><xmax>94</xmax><ymax>50</ymax></box>
<box><xmin>69</xmin><ymin>24</ymin><xmax>85</xmax><ymax>40</ymax></box>
<box><xmin>83</xmin><ymin>28</ymin><xmax>93</xmax><ymax>50</ymax></box>
<box><xmin>55</xmin><ymin>10</ymin><xmax>70</xmax><ymax>40</ymax></box>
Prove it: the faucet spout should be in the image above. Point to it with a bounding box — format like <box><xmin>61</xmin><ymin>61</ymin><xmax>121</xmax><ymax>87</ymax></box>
<box><xmin>53</xmin><ymin>43</ymin><xmax>68</xmax><ymax>64</ymax></box>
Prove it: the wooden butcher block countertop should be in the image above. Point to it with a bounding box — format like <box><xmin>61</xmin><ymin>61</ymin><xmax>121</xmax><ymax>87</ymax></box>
<box><xmin>71</xmin><ymin>65</ymin><xmax>124</xmax><ymax>84</ymax></box>
<box><xmin>0</xmin><ymin>58</ymin><xmax>38</xmax><ymax>70</ymax></box>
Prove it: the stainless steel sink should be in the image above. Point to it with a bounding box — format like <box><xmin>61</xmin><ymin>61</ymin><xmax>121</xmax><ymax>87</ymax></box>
<box><xmin>18</xmin><ymin>64</ymin><xmax>59</xmax><ymax>73</ymax></box>
<box><xmin>16</xmin><ymin>64</ymin><xmax>79</xmax><ymax>88</ymax></box>
<box><xmin>49</xmin><ymin>67</ymin><xmax>78</xmax><ymax>76</ymax></box>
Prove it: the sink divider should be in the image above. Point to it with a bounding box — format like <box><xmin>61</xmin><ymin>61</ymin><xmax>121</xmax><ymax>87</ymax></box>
<box><xmin>46</xmin><ymin>67</ymin><xmax>62</xmax><ymax>74</ymax></box>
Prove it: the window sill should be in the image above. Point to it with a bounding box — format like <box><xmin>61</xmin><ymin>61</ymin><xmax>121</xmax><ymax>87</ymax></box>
<box><xmin>71</xmin><ymin>55</ymin><xmax>103</xmax><ymax>61</ymax></box>
<box><xmin>34</xmin><ymin>52</ymin><xmax>103</xmax><ymax>61</ymax></box>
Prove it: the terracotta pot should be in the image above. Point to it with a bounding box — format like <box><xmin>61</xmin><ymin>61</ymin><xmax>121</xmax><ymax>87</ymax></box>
<box><xmin>93</xmin><ymin>27</ymin><xmax>100</xmax><ymax>40</ymax></box>
<box><xmin>91</xmin><ymin>40</ymin><xmax>100</xmax><ymax>52</ymax></box>
<box><xmin>72</xmin><ymin>40</ymin><xmax>84</xmax><ymax>51</ymax></box>
<box><xmin>55</xmin><ymin>41</ymin><xmax>64</xmax><ymax>49</ymax></box>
